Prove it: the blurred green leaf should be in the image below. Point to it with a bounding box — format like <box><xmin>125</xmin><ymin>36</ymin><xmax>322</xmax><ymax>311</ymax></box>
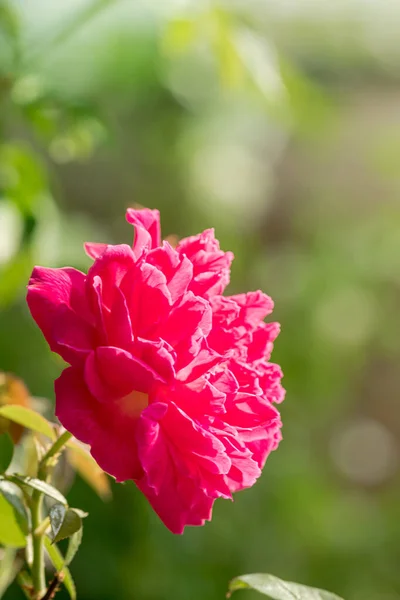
<box><xmin>16</xmin><ymin>570</ymin><xmax>34</xmax><ymax>600</ymax></box>
<box><xmin>162</xmin><ymin>17</ymin><xmax>198</xmax><ymax>55</ymax></box>
<box><xmin>0</xmin><ymin>249</ymin><xmax>33</xmax><ymax>308</ymax></box>
<box><xmin>46</xmin><ymin>0</ymin><xmax>118</xmax><ymax>56</ymax></box>
<box><xmin>11</xmin><ymin>75</ymin><xmax>44</xmax><ymax>106</ymax></box>
<box><xmin>0</xmin><ymin>2</ymin><xmax>19</xmax><ymax>40</ymax></box>
<box><xmin>0</xmin><ymin>1</ymin><xmax>19</xmax><ymax>77</ymax></box>
<box><xmin>44</xmin><ymin>537</ymin><xmax>76</xmax><ymax>600</ymax></box>
<box><xmin>0</xmin><ymin>547</ymin><xmax>18</xmax><ymax>597</ymax></box>
<box><xmin>215</xmin><ymin>31</ymin><xmax>244</xmax><ymax>89</ymax></box>
<box><xmin>0</xmin><ymin>433</ymin><xmax>13</xmax><ymax>473</ymax></box>
<box><xmin>7</xmin><ymin>475</ymin><xmax>67</xmax><ymax>505</ymax></box>
<box><xmin>0</xmin><ymin>492</ymin><xmax>26</xmax><ymax>547</ymax></box>
<box><xmin>0</xmin><ymin>405</ymin><xmax>56</xmax><ymax>440</ymax></box>
<box><xmin>278</xmin><ymin>59</ymin><xmax>332</xmax><ymax>132</ymax></box>
<box><xmin>49</xmin><ymin>117</ymin><xmax>106</xmax><ymax>164</ymax></box>
<box><xmin>228</xmin><ymin>574</ymin><xmax>344</xmax><ymax>599</ymax></box>
<box><xmin>67</xmin><ymin>441</ymin><xmax>112</xmax><ymax>500</ymax></box>
<box><xmin>22</xmin><ymin>103</ymin><xmax>59</xmax><ymax>139</ymax></box>
<box><xmin>0</xmin><ymin>480</ymin><xmax>29</xmax><ymax>534</ymax></box>
<box><xmin>0</xmin><ymin>142</ymin><xmax>49</xmax><ymax>215</ymax></box>
<box><xmin>212</xmin><ymin>9</ymin><xmax>245</xmax><ymax>89</ymax></box>
<box><xmin>65</xmin><ymin>525</ymin><xmax>83</xmax><ymax>567</ymax></box>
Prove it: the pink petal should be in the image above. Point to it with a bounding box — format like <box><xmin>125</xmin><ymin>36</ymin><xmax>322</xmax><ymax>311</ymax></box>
<box><xmin>135</xmin><ymin>401</ymin><xmax>230</xmax><ymax>533</ymax></box>
<box><xmin>84</xmin><ymin>242</ymin><xmax>108</xmax><ymax>260</ymax></box>
<box><xmin>177</xmin><ymin>228</ymin><xmax>234</xmax><ymax>297</ymax></box>
<box><xmin>121</xmin><ymin>262</ymin><xmax>172</xmax><ymax>338</ymax></box>
<box><xmin>229</xmin><ymin>290</ymin><xmax>274</xmax><ymax>324</ymax></box>
<box><xmin>225</xmin><ymin>455</ymin><xmax>261</xmax><ymax>492</ymax></box>
<box><xmin>246</xmin><ymin>428</ymin><xmax>283</xmax><ymax>469</ymax></box>
<box><xmin>84</xmin><ymin>346</ymin><xmax>166</xmax><ymax>401</ymax></box>
<box><xmin>247</xmin><ymin>322</ymin><xmax>280</xmax><ymax>362</ymax></box>
<box><xmin>126</xmin><ymin>208</ymin><xmax>161</xmax><ymax>255</ymax></box>
<box><xmin>134</xmin><ymin>338</ymin><xmax>175</xmax><ymax>384</ymax></box>
<box><xmin>27</xmin><ymin>266</ymin><xmax>95</xmax><ymax>366</ymax></box>
<box><xmin>86</xmin><ymin>244</ymin><xmax>136</xmax><ymax>313</ymax></box>
<box><xmin>52</xmin><ymin>305</ymin><xmax>97</xmax><ymax>365</ymax></box>
<box><xmin>28</xmin><ymin>206</ymin><xmax>285</xmax><ymax>534</ymax></box>
<box><xmin>174</xmin><ymin>378</ymin><xmax>226</xmax><ymax>418</ymax></box>
<box><xmin>147</xmin><ymin>242</ymin><xmax>193</xmax><ymax>303</ymax></box>
<box><xmin>157</xmin><ymin>291</ymin><xmax>212</xmax><ymax>364</ymax></box>
<box><xmin>86</xmin><ymin>245</ymin><xmax>136</xmax><ymax>345</ymax></box>
<box><xmin>162</xmin><ymin>401</ymin><xmax>231</xmax><ymax>476</ymax></box>
<box><xmin>223</xmin><ymin>391</ymin><xmax>280</xmax><ymax>429</ymax></box>
<box><xmin>176</xmin><ymin>343</ymin><xmax>221</xmax><ymax>383</ymax></box>
<box><xmin>210</xmin><ymin>295</ymin><xmax>240</xmax><ymax>326</ymax></box>
<box><xmin>55</xmin><ymin>367</ymin><xmax>143</xmax><ymax>481</ymax></box>
<box><xmin>257</xmin><ymin>362</ymin><xmax>286</xmax><ymax>404</ymax></box>
<box><xmin>103</xmin><ymin>286</ymin><xmax>134</xmax><ymax>348</ymax></box>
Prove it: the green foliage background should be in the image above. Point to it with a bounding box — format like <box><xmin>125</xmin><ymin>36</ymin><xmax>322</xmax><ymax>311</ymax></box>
<box><xmin>1</xmin><ymin>1</ymin><xmax>400</xmax><ymax>599</ymax></box>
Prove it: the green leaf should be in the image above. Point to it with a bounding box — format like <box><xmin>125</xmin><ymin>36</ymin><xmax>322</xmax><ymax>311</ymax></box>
<box><xmin>0</xmin><ymin>3</ymin><xmax>19</xmax><ymax>76</ymax></box>
<box><xmin>51</xmin><ymin>507</ymin><xmax>83</xmax><ymax>543</ymax></box>
<box><xmin>227</xmin><ymin>574</ymin><xmax>344</xmax><ymax>600</ymax></box>
<box><xmin>0</xmin><ymin>547</ymin><xmax>18</xmax><ymax>597</ymax></box>
<box><xmin>0</xmin><ymin>433</ymin><xmax>14</xmax><ymax>472</ymax></box>
<box><xmin>0</xmin><ymin>493</ymin><xmax>26</xmax><ymax>547</ymax></box>
<box><xmin>8</xmin><ymin>475</ymin><xmax>67</xmax><ymax>505</ymax></box>
<box><xmin>65</xmin><ymin>525</ymin><xmax>83</xmax><ymax>566</ymax></box>
<box><xmin>0</xmin><ymin>480</ymin><xmax>29</xmax><ymax>534</ymax></box>
<box><xmin>0</xmin><ymin>3</ymin><xmax>19</xmax><ymax>40</ymax></box>
<box><xmin>44</xmin><ymin>537</ymin><xmax>76</xmax><ymax>600</ymax></box>
<box><xmin>0</xmin><ymin>405</ymin><xmax>56</xmax><ymax>440</ymax></box>
<box><xmin>211</xmin><ymin>10</ymin><xmax>245</xmax><ymax>89</ymax></box>
<box><xmin>162</xmin><ymin>17</ymin><xmax>198</xmax><ymax>55</ymax></box>
<box><xmin>49</xmin><ymin>504</ymin><xmax>85</xmax><ymax>562</ymax></box>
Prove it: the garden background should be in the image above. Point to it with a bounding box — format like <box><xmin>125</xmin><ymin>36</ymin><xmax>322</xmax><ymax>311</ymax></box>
<box><xmin>1</xmin><ymin>1</ymin><xmax>400</xmax><ymax>599</ymax></box>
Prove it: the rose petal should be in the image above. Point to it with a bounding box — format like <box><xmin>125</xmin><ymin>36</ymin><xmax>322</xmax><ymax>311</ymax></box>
<box><xmin>55</xmin><ymin>367</ymin><xmax>143</xmax><ymax>481</ymax></box>
<box><xmin>148</xmin><ymin>242</ymin><xmax>193</xmax><ymax>303</ymax></box>
<box><xmin>177</xmin><ymin>228</ymin><xmax>234</xmax><ymax>297</ymax></box>
<box><xmin>126</xmin><ymin>208</ymin><xmax>161</xmax><ymax>256</ymax></box>
<box><xmin>84</xmin><ymin>242</ymin><xmax>108</xmax><ymax>260</ymax></box>
<box><xmin>85</xmin><ymin>346</ymin><xmax>166</xmax><ymax>401</ymax></box>
<box><xmin>27</xmin><ymin>266</ymin><xmax>95</xmax><ymax>365</ymax></box>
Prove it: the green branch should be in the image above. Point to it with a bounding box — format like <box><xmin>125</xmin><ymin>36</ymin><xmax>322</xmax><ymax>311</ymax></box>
<box><xmin>29</xmin><ymin>430</ymin><xmax>73</xmax><ymax>599</ymax></box>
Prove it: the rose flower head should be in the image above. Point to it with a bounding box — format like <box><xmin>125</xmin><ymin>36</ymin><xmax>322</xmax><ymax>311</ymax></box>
<box><xmin>27</xmin><ymin>208</ymin><xmax>284</xmax><ymax>533</ymax></box>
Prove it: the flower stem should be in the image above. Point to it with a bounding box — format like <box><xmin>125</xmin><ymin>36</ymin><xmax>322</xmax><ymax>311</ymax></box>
<box><xmin>39</xmin><ymin>431</ymin><xmax>73</xmax><ymax>475</ymax></box>
<box><xmin>31</xmin><ymin>490</ymin><xmax>45</xmax><ymax>599</ymax></box>
<box><xmin>30</xmin><ymin>431</ymin><xmax>73</xmax><ymax>599</ymax></box>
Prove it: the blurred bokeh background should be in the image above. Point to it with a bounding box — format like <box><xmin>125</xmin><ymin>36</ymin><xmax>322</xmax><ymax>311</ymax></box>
<box><xmin>1</xmin><ymin>1</ymin><xmax>400</xmax><ymax>599</ymax></box>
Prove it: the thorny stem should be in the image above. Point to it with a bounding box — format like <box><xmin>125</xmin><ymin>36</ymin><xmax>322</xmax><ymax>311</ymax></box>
<box><xmin>30</xmin><ymin>431</ymin><xmax>72</xmax><ymax>599</ymax></box>
<box><xmin>41</xmin><ymin>573</ymin><xmax>63</xmax><ymax>600</ymax></box>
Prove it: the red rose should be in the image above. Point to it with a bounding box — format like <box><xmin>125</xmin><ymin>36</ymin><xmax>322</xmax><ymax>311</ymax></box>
<box><xmin>27</xmin><ymin>209</ymin><xmax>284</xmax><ymax>533</ymax></box>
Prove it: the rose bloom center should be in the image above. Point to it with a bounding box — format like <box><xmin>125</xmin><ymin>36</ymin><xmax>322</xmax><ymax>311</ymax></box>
<box><xmin>118</xmin><ymin>390</ymin><xmax>149</xmax><ymax>418</ymax></box>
